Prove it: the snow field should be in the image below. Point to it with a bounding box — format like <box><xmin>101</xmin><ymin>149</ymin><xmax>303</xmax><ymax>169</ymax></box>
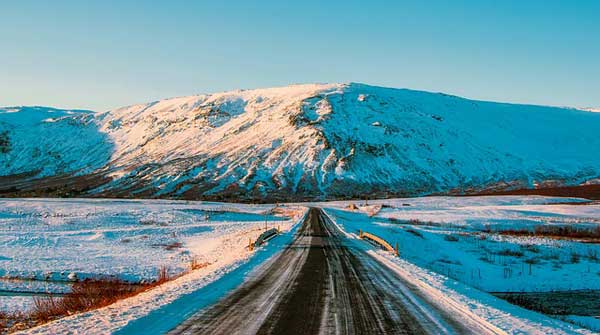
<box><xmin>0</xmin><ymin>199</ymin><xmax>304</xmax><ymax>317</ymax></box>
<box><xmin>322</xmin><ymin>195</ymin><xmax>600</xmax><ymax>333</ymax></box>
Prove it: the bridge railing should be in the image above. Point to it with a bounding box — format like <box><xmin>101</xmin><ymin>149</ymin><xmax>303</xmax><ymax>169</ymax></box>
<box><xmin>248</xmin><ymin>227</ymin><xmax>280</xmax><ymax>251</ymax></box>
<box><xmin>359</xmin><ymin>229</ymin><xmax>398</xmax><ymax>256</ymax></box>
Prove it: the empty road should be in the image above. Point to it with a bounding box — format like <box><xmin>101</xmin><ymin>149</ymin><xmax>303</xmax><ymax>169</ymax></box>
<box><xmin>169</xmin><ymin>208</ymin><xmax>501</xmax><ymax>335</ymax></box>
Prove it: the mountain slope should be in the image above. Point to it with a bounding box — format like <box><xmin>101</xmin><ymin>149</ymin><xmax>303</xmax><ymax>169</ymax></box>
<box><xmin>1</xmin><ymin>83</ymin><xmax>600</xmax><ymax>201</ymax></box>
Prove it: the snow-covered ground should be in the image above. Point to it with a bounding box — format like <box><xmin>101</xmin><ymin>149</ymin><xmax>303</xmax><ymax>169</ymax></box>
<box><xmin>320</xmin><ymin>195</ymin><xmax>600</xmax><ymax>333</ymax></box>
<box><xmin>0</xmin><ymin>198</ymin><xmax>303</xmax><ymax>315</ymax></box>
<box><xmin>4</xmin><ymin>195</ymin><xmax>600</xmax><ymax>334</ymax></box>
<box><xmin>321</xmin><ymin>196</ymin><xmax>600</xmax><ymax>292</ymax></box>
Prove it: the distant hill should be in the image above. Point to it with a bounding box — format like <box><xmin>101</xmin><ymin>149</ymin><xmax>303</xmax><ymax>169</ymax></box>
<box><xmin>1</xmin><ymin>83</ymin><xmax>600</xmax><ymax>201</ymax></box>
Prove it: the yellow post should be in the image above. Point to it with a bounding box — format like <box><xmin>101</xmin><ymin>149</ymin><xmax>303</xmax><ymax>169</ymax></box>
<box><xmin>359</xmin><ymin>229</ymin><xmax>363</xmax><ymax>238</ymax></box>
<box><xmin>395</xmin><ymin>242</ymin><xmax>399</xmax><ymax>256</ymax></box>
<box><xmin>277</xmin><ymin>225</ymin><xmax>280</xmax><ymax>233</ymax></box>
<box><xmin>249</xmin><ymin>238</ymin><xmax>253</xmax><ymax>251</ymax></box>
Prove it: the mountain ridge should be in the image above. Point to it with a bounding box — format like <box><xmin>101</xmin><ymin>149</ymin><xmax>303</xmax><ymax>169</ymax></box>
<box><xmin>1</xmin><ymin>83</ymin><xmax>599</xmax><ymax>201</ymax></box>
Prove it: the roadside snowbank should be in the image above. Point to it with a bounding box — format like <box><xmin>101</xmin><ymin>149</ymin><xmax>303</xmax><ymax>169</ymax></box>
<box><xmin>9</xmin><ymin>201</ymin><xmax>306</xmax><ymax>335</ymax></box>
<box><xmin>324</xmin><ymin>206</ymin><xmax>593</xmax><ymax>334</ymax></box>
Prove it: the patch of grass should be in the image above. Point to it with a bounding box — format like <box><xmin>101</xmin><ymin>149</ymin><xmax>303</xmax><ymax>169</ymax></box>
<box><xmin>497</xmin><ymin>249</ymin><xmax>524</xmax><ymax>257</ymax></box>
<box><xmin>437</xmin><ymin>258</ymin><xmax>461</xmax><ymax>265</ymax></box>
<box><xmin>0</xmin><ymin>131</ymin><xmax>10</xmax><ymax>154</ymax></box>
<box><xmin>152</xmin><ymin>241</ymin><xmax>183</xmax><ymax>251</ymax></box>
<box><xmin>157</xmin><ymin>265</ymin><xmax>171</xmax><ymax>283</ymax></box>
<box><xmin>190</xmin><ymin>258</ymin><xmax>210</xmax><ymax>271</ymax></box>
<box><xmin>521</xmin><ymin>244</ymin><xmax>540</xmax><ymax>253</ymax></box>
<box><xmin>388</xmin><ymin>217</ymin><xmax>440</xmax><ymax>227</ymax></box>
<box><xmin>31</xmin><ymin>279</ymin><xmax>143</xmax><ymax>322</ymax></box>
<box><xmin>498</xmin><ymin>225</ymin><xmax>600</xmax><ymax>240</ymax></box>
<box><xmin>2</xmin><ymin>266</ymin><xmax>178</xmax><ymax>333</ymax></box>
<box><xmin>587</xmin><ymin>248</ymin><xmax>599</xmax><ymax>261</ymax></box>
<box><xmin>499</xmin><ymin>293</ymin><xmax>570</xmax><ymax>315</ymax></box>
<box><xmin>571</xmin><ymin>252</ymin><xmax>581</xmax><ymax>264</ymax></box>
<box><xmin>405</xmin><ymin>228</ymin><xmax>424</xmax><ymax>238</ymax></box>
<box><xmin>444</xmin><ymin>234</ymin><xmax>459</xmax><ymax>242</ymax></box>
<box><xmin>139</xmin><ymin>219</ymin><xmax>158</xmax><ymax>225</ymax></box>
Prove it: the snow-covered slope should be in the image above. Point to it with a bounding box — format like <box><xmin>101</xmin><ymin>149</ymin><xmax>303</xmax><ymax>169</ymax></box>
<box><xmin>1</xmin><ymin>83</ymin><xmax>600</xmax><ymax>201</ymax></box>
<box><xmin>0</xmin><ymin>107</ymin><xmax>111</xmax><ymax>178</ymax></box>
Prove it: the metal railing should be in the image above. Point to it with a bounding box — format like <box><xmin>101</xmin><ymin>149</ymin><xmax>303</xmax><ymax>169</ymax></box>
<box><xmin>359</xmin><ymin>229</ymin><xmax>398</xmax><ymax>256</ymax></box>
<box><xmin>248</xmin><ymin>227</ymin><xmax>280</xmax><ymax>251</ymax></box>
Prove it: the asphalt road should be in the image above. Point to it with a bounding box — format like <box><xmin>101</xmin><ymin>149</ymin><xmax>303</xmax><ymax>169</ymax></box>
<box><xmin>169</xmin><ymin>208</ymin><xmax>501</xmax><ymax>335</ymax></box>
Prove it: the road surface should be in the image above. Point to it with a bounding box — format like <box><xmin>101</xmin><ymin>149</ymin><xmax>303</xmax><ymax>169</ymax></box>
<box><xmin>169</xmin><ymin>208</ymin><xmax>501</xmax><ymax>335</ymax></box>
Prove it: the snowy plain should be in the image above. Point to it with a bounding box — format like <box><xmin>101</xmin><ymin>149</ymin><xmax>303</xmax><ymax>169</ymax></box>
<box><xmin>320</xmin><ymin>195</ymin><xmax>600</xmax><ymax>333</ymax></box>
<box><xmin>2</xmin><ymin>195</ymin><xmax>600</xmax><ymax>334</ymax></box>
<box><xmin>320</xmin><ymin>196</ymin><xmax>600</xmax><ymax>292</ymax></box>
<box><xmin>0</xmin><ymin>198</ymin><xmax>303</xmax><ymax>315</ymax></box>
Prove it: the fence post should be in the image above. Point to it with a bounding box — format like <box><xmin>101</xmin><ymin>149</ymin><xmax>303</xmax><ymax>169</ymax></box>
<box><xmin>359</xmin><ymin>229</ymin><xmax>363</xmax><ymax>238</ymax></box>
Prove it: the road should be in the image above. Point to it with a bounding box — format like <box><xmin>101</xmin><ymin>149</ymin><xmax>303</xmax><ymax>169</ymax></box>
<box><xmin>169</xmin><ymin>208</ymin><xmax>501</xmax><ymax>335</ymax></box>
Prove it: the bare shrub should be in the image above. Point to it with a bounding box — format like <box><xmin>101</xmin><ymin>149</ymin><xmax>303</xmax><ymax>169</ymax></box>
<box><xmin>157</xmin><ymin>265</ymin><xmax>171</xmax><ymax>284</ymax></box>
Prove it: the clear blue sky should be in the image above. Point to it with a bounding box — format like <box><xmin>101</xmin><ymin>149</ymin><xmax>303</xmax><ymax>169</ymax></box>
<box><xmin>1</xmin><ymin>0</ymin><xmax>599</xmax><ymax>111</ymax></box>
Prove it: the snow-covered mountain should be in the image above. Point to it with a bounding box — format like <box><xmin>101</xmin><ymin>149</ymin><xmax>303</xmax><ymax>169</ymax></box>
<box><xmin>1</xmin><ymin>83</ymin><xmax>600</xmax><ymax>201</ymax></box>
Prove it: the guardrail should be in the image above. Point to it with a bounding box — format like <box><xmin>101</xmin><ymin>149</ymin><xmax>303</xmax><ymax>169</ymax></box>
<box><xmin>359</xmin><ymin>229</ymin><xmax>398</xmax><ymax>256</ymax></box>
<box><xmin>248</xmin><ymin>227</ymin><xmax>280</xmax><ymax>251</ymax></box>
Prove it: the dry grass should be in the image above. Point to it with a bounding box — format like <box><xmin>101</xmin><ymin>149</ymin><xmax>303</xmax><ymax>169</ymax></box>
<box><xmin>164</xmin><ymin>242</ymin><xmax>183</xmax><ymax>251</ymax></box>
<box><xmin>32</xmin><ymin>278</ymin><xmax>152</xmax><ymax>323</ymax></box>
<box><xmin>444</xmin><ymin>234</ymin><xmax>460</xmax><ymax>242</ymax></box>
<box><xmin>405</xmin><ymin>228</ymin><xmax>424</xmax><ymax>238</ymax></box>
<box><xmin>477</xmin><ymin>184</ymin><xmax>600</xmax><ymax>200</ymax></box>
<box><xmin>498</xmin><ymin>225</ymin><xmax>600</xmax><ymax>241</ymax></box>
<box><xmin>497</xmin><ymin>248</ymin><xmax>524</xmax><ymax>257</ymax></box>
<box><xmin>190</xmin><ymin>258</ymin><xmax>210</xmax><ymax>271</ymax></box>
<box><xmin>389</xmin><ymin>218</ymin><xmax>440</xmax><ymax>227</ymax></box>
<box><xmin>1</xmin><ymin>266</ymin><xmax>177</xmax><ymax>333</ymax></box>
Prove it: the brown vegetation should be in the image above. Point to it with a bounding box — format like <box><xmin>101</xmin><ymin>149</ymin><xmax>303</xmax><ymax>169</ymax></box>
<box><xmin>0</xmin><ymin>266</ymin><xmax>177</xmax><ymax>334</ymax></box>
<box><xmin>31</xmin><ymin>279</ymin><xmax>144</xmax><ymax>322</ymax></box>
<box><xmin>478</xmin><ymin>184</ymin><xmax>600</xmax><ymax>200</ymax></box>
<box><xmin>190</xmin><ymin>258</ymin><xmax>210</xmax><ymax>271</ymax></box>
<box><xmin>498</xmin><ymin>225</ymin><xmax>600</xmax><ymax>241</ymax></box>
